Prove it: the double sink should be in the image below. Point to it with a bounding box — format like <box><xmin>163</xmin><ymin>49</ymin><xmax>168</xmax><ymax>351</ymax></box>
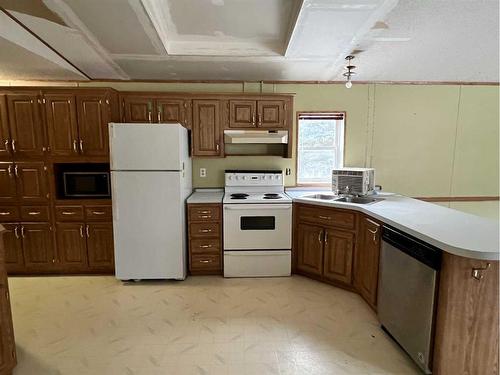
<box><xmin>303</xmin><ymin>194</ymin><xmax>384</xmax><ymax>205</ymax></box>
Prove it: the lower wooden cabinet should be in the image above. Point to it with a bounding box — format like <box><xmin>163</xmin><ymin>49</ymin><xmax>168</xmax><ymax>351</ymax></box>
<box><xmin>56</xmin><ymin>223</ymin><xmax>88</xmax><ymax>268</ymax></box>
<box><xmin>295</xmin><ymin>204</ymin><xmax>356</xmax><ymax>287</ymax></box>
<box><xmin>86</xmin><ymin>223</ymin><xmax>114</xmax><ymax>269</ymax></box>
<box><xmin>354</xmin><ymin>216</ymin><xmax>381</xmax><ymax>309</ymax></box>
<box><xmin>1</xmin><ymin>224</ymin><xmax>24</xmax><ymax>274</ymax></box>
<box><xmin>187</xmin><ymin>203</ymin><xmax>222</xmax><ymax>275</ymax></box>
<box><xmin>0</xmin><ymin>227</ymin><xmax>17</xmax><ymax>374</ymax></box>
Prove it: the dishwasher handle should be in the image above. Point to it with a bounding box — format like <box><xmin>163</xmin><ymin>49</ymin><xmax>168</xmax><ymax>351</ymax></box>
<box><xmin>382</xmin><ymin>226</ymin><xmax>441</xmax><ymax>271</ymax></box>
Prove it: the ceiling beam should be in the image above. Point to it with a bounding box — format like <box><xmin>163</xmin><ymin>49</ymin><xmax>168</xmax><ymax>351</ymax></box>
<box><xmin>127</xmin><ymin>0</ymin><xmax>167</xmax><ymax>55</ymax></box>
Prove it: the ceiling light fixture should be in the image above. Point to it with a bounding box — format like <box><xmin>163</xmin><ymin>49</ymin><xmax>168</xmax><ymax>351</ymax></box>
<box><xmin>343</xmin><ymin>55</ymin><xmax>356</xmax><ymax>89</ymax></box>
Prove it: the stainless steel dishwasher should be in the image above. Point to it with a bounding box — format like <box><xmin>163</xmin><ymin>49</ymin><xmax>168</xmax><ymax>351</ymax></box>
<box><xmin>378</xmin><ymin>226</ymin><xmax>441</xmax><ymax>374</ymax></box>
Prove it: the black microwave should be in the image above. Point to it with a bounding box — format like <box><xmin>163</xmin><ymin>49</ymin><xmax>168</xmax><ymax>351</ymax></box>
<box><xmin>55</xmin><ymin>164</ymin><xmax>111</xmax><ymax>199</ymax></box>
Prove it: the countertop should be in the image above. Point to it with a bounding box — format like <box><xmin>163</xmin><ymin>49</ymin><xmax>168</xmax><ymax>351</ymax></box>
<box><xmin>187</xmin><ymin>189</ymin><xmax>224</xmax><ymax>204</ymax></box>
<box><xmin>289</xmin><ymin>190</ymin><xmax>499</xmax><ymax>261</ymax></box>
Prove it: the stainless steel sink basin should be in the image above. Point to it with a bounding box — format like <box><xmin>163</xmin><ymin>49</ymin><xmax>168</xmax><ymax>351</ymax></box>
<box><xmin>303</xmin><ymin>194</ymin><xmax>337</xmax><ymax>200</ymax></box>
<box><xmin>335</xmin><ymin>196</ymin><xmax>383</xmax><ymax>204</ymax></box>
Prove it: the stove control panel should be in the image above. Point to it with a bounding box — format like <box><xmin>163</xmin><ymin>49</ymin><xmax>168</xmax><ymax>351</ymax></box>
<box><xmin>225</xmin><ymin>171</ymin><xmax>283</xmax><ymax>187</ymax></box>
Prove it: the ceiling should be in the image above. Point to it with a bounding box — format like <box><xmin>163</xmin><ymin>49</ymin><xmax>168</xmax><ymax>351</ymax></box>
<box><xmin>0</xmin><ymin>0</ymin><xmax>498</xmax><ymax>82</ymax></box>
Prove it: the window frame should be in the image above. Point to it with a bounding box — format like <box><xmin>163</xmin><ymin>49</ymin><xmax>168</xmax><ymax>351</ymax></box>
<box><xmin>295</xmin><ymin>111</ymin><xmax>347</xmax><ymax>187</ymax></box>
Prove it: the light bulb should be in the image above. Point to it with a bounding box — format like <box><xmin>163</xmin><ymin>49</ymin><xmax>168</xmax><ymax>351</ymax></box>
<box><xmin>345</xmin><ymin>80</ymin><xmax>352</xmax><ymax>89</ymax></box>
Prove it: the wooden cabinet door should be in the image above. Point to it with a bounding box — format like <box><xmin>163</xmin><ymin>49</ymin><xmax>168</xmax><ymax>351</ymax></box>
<box><xmin>257</xmin><ymin>100</ymin><xmax>285</xmax><ymax>128</ymax></box>
<box><xmin>21</xmin><ymin>223</ymin><xmax>55</xmax><ymax>269</ymax></box>
<box><xmin>76</xmin><ymin>94</ymin><xmax>110</xmax><ymax>156</ymax></box>
<box><xmin>15</xmin><ymin>162</ymin><xmax>48</xmax><ymax>203</ymax></box>
<box><xmin>355</xmin><ymin>217</ymin><xmax>381</xmax><ymax>307</ymax></box>
<box><xmin>157</xmin><ymin>99</ymin><xmax>186</xmax><ymax>125</ymax></box>
<box><xmin>6</xmin><ymin>93</ymin><xmax>45</xmax><ymax>157</ymax></box>
<box><xmin>0</xmin><ymin>163</ymin><xmax>17</xmax><ymax>204</ymax></box>
<box><xmin>122</xmin><ymin>97</ymin><xmax>153</xmax><ymax>123</ymax></box>
<box><xmin>86</xmin><ymin>223</ymin><xmax>114</xmax><ymax>270</ymax></box>
<box><xmin>192</xmin><ymin>100</ymin><xmax>221</xmax><ymax>156</ymax></box>
<box><xmin>0</xmin><ymin>95</ymin><xmax>11</xmax><ymax>157</ymax></box>
<box><xmin>56</xmin><ymin>223</ymin><xmax>88</xmax><ymax>269</ymax></box>
<box><xmin>44</xmin><ymin>94</ymin><xmax>79</xmax><ymax>156</ymax></box>
<box><xmin>296</xmin><ymin>223</ymin><xmax>324</xmax><ymax>276</ymax></box>
<box><xmin>229</xmin><ymin>100</ymin><xmax>257</xmax><ymax>128</ymax></box>
<box><xmin>1</xmin><ymin>223</ymin><xmax>24</xmax><ymax>274</ymax></box>
<box><xmin>323</xmin><ymin>229</ymin><xmax>354</xmax><ymax>285</ymax></box>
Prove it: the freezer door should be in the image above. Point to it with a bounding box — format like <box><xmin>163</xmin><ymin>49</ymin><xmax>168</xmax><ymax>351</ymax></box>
<box><xmin>111</xmin><ymin>171</ymin><xmax>187</xmax><ymax>280</ymax></box>
<box><xmin>109</xmin><ymin>123</ymin><xmax>188</xmax><ymax>171</ymax></box>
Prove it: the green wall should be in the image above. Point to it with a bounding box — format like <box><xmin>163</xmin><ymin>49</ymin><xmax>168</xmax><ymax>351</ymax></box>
<box><xmin>76</xmin><ymin>81</ymin><xmax>499</xmax><ymax>218</ymax></box>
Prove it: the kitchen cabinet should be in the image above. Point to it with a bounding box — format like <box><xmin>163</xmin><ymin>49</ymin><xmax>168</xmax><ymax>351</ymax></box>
<box><xmin>192</xmin><ymin>100</ymin><xmax>221</xmax><ymax>157</ymax></box>
<box><xmin>433</xmin><ymin>254</ymin><xmax>499</xmax><ymax>375</ymax></box>
<box><xmin>21</xmin><ymin>223</ymin><xmax>56</xmax><ymax>269</ymax></box>
<box><xmin>76</xmin><ymin>94</ymin><xmax>110</xmax><ymax>157</ymax></box>
<box><xmin>44</xmin><ymin>94</ymin><xmax>79</xmax><ymax>156</ymax></box>
<box><xmin>229</xmin><ymin>99</ymin><xmax>287</xmax><ymax>129</ymax></box>
<box><xmin>295</xmin><ymin>204</ymin><xmax>356</xmax><ymax>286</ymax></box>
<box><xmin>187</xmin><ymin>204</ymin><xmax>222</xmax><ymax>274</ymax></box>
<box><xmin>121</xmin><ymin>95</ymin><xmax>189</xmax><ymax>127</ymax></box>
<box><xmin>354</xmin><ymin>216</ymin><xmax>381</xmax><ymax>309</ymax></box>
<box><xmin>0</xmin><ymin>162</ymin><xmax>48</xmax><ymax>204</ymax></box>
<box><xmin>1</xmin><ymin>223</ymin><xmax>24</xmax><ymax>274</ymax></box>
<box><xmin>55</xmin><ymin>204</ymin><xmax>114</xmax><ymax>273</ymax></box>
<box><xmin>0</xmin><ymin>226</ymin><xmax>17</xmax><ymax>374</ymax></box>
<box><xmin>6</xmin><ymin>93</ymin><xmax>45</xmax><ymax>157</ymax></box>
<box><xmin>0</xmin><ymin>96</ymin><xmax>10</xmax><ymax>158</ymax></box>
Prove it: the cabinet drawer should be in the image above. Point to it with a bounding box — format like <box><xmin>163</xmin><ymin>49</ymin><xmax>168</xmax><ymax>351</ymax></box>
<box><xmin>21</xmin><ymin>206</ymin><xmax>50</xmax><ymax>221</ymax></box>
<box><xmin>190</xmin><ymin>222</ymin><xmax>220</xmax><ymax>238</ymax></box>
<box><xmin>0</xmin><ymin>206</ymin><xmax>19</xmax><ymax>222</ymax></box>
<box><xmin>188</xmin><ymin>205</ymin><xmax>220</xmax><ymax>221</ymax></box>
<box><xmin>297</xmin><ymin>205</ymin><xmax>356</xmax><ymax>229</ymax></box>
<box><xmin>190</xmin><ymin>238</ymin><xmax>220</xmax><ymax>254</ymax></box>
<box><xmin>85</xmin><ymin>206</ymin><xmax>112</xmax><ymax>221</ymax></box>
<box><xmin>55</xmin><ymin>205</ymin><xmax>84</xmax><ymax>221</ymax></box>
<box><xmin>190</xmin><ymin>254</ymin><xmax>220</xmax><ymax>270</ymax></box>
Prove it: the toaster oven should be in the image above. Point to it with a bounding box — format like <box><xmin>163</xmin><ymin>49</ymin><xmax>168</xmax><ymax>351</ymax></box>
<box><xmin>332</xmin><ymin>168</ymin><xmax>375</xmax><ymax>196</ymax></box>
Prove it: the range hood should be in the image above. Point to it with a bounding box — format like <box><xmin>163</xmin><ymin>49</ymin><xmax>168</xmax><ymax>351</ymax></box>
<box><xmin>224</xmin><ymin>130</ymin><xmax>288</xmax><ymax>144</ymax></box>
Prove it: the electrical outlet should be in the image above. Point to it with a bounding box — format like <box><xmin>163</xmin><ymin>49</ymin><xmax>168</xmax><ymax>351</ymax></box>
<box><xmin>199</xmin><ymin>168</ymin><xmax>207</xmax><ymax>178</ymax></box>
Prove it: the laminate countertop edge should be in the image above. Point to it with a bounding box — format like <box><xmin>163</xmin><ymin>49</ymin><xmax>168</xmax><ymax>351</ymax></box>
<box><xmin>187</xmin><ymin>189</ymin><xmax>224</xmax><ymax>204</ymax></box>
<box><xmin>290</xmin><ymin>191</ymin><xmax>499</xmax><ymax>261</ymax></box>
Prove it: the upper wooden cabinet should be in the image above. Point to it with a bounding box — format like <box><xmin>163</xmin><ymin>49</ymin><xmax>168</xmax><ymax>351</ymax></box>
<box><xmin>0</xmin><ymin>96</ymin><xmax>10</xmax><ymax>158</ymax></box>
<box><xmin>44</xmin><ymin>94</ymin><xmax>79</xmax><ymax>156</ymax></box>
<box><xmin>229</xmin><ymin>99</ymin><xmax>287</xmax><ymax>129</ymax></box>
<box><xmin>192</xmin><ymin>99</ymin><xmax>221</xmax><ymax>157</ymax></box>
<box><xmin>76</xmin><ymin>94</ymin><xmax>110</xmax><ymax>157</ymax></box>
<box><xmin>0</xmin><ymin>161</ymin><xmax>48</xmax><ymax>204</ymax></box>
<box><xmin>354</xmin><ymin>216</ymin><xmax>381</xmax><ymax>309</ymax></box>
<box><xmin>121</xmin><ymin>95</ymin><xmax>189</xmax><ymax>127</ymax></box>
<box><xmin>5</xmin><ymin>93</ymin><xmax>45</xmax><ymax>158</ymax></box>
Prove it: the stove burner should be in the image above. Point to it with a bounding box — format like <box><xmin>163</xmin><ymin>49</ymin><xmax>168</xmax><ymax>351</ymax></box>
<box><xmin>230</xmin><ymin>193</ymin><xmax>249</xmax><ymax>200</ymax></box>
<box><xmin>263</xmin><ymin>193</ymin><xmax>282</xmax><ymax>200</ymax></box>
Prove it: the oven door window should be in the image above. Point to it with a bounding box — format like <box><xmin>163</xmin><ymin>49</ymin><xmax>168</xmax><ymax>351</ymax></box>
<box><xmin>240</xmin><ymin>216</ymin><xmax>276</xmax><ymax>230</ymax></box>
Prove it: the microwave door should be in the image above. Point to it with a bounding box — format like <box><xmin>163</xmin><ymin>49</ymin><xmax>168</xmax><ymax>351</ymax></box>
<box><xmin>63</xmin><ymin>172</ymin><xmax>111</xmax><ymax>198</ymax></box>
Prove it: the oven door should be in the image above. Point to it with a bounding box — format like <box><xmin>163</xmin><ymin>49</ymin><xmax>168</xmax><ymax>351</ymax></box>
<box><xmin>223</xmin><ymin>204</ymin><xmax>292</xmax><ymax>250</ymax></box>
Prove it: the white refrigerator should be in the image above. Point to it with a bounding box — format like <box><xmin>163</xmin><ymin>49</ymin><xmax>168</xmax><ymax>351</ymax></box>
<box><xmin>109</xmin><ymin>123</ymin><xmax>192</xmax><ymax>280</ymax></box>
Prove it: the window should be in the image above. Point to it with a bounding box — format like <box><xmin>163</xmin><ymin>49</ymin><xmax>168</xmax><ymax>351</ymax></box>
<box><xmin>297</xmin><ymin>112</ymin><xmax>345</xmax><ymax>185</ymax></box>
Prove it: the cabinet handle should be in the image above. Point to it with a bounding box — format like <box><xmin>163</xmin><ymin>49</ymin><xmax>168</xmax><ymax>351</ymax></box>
<box><xmin>472</xmin><ymin>263</ymin><xmax>491</xmax><ymax>280</ymax></box>
<box><xmin>258</xmin><ymin>113</ymin><xmax>262</xmax><ymax>126</ymax></box>
<box><xmin>73</xmin><ymin>140</ymin><xmax>78</xmax><ymax>153</ymax></box>
<box><xmin>92</xmin><ymin>211</ymin><xmax>105</xmax><ymax>215</ymax></box>
<box><xmin>200</xmin><ymin>260</ymin><xmax>212</xmax><ymax>263</ymax></box>
<box><xmin>318</xmin><ymin>230</ymin><xmax>323</xmax><ymax>243</ymax></box>
<box><xmin>324</xmin><ymin>230</ymin><xmax>328</xmax><ymax>244</ymax></box>
<box><xmin>79</xmin><ymin>139</ymin><xmax>84</xmax><ymax>153</ymax></box>
<box><xmin>318</xmin><ymin>215</ymin><xmax>331</xmax><ymax>220</ymax></box>
<box><xmin>14</xmin><ymin>165</ymin><xmax>19</xmax><ymax>178</ymax></box>
<box><xmin>216</xmin><ymin>143</ymin><xmax>219</xmax><ymax>152</ymax></box>
<box><xmin>368</xmin><ymin>228</ymin><xmax>379</xmax><ymax>242</ymax></box>
<box><xmin>79</xmin><ymin>225</ymin><xmax>84</xmax><ymax>238</ymax></box>
<box><xmin>200</xmin><ymin>245</ymin><xmax>212</xmax><ymax>249</ymax></box>
<box><xmin>7</xmin><ymin>165</ymin><xmax>13</xmax><ymax>178</ymax></box>
<box><xmin>252</xmin><ymin>113</ymin><xmax>256</xmax><ymax>125</ymax></box>
<box><xmin>0</xmin><ymin>212</ymin><xmax>10</xmax><ymax>216</ymax></box>
<box><xmin>28</xmin><ymin>211</ymin><xmax>41</xmax><ymax>216</ymax></box>
<box><xmin>86</xmin><ymin>225</ymin><xmax>90</xmax><ymax>238</ymax></box>
<box><xmin>197</xmin><ymin>210</ymin><xmax>211</xmax><ymax>214</ymax></box>
<box><xmin>4</xmin><ymin>139</ymin><xmax>9</xmax><ymax>153</ymax></box>
<box><xmin>148</xmin><ymin>111</ymin><xmax>152</xmax><ymax>123</ymax></box>
<box><xmin>21</xmin><ymin>226</ymin><xmax>25</xmax><ymax>238</ymax></box>
<box><xmin>157</xmin><ymin>111</ymin><xmax>161</xmax><ymax>123</ymax></box>
<box><xmin>11</xmin><ymin>140</ymin><xmax>16</xmax><ymax>153</ymax></box>
<box><xmin>200</xmin><ymin>229</ymin><xmax>212</xmax><ymax>233</ymax></box>
<box><xmin>200</xmin><ymin>215</ymin><xmax>211</xmax><ymax>219</ymax></box>
<box><xmin>62</xmin><ymin>211</ymin><xmax>76</xmax><ymax>215</ymax></box>
<box><xmin>14</xmin><ymin>226</ymin><xmax>19</xmax><ymax>239</ymax></box>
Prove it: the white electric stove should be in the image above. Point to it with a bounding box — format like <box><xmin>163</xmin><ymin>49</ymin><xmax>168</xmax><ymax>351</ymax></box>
<box><xmin>223</xmin><ymin>170</ymin><xmax>292</xmax><ymax>278</ymax></box>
